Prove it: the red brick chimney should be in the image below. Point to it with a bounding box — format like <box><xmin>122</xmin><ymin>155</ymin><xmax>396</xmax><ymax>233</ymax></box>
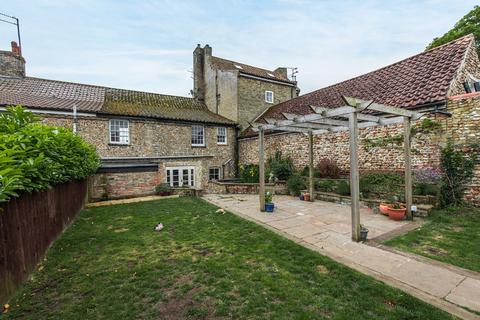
<box><xmin>11</xmin><ymin>41</ymin><xmax>21</xmax><ymax>55</ymax></box>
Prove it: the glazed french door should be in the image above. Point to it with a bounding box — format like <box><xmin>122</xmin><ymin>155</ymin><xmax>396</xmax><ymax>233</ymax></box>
<box><xmin>166</xmin><ymin>167</ymin><xmax>195</xmax><ymax>187</ymax></box>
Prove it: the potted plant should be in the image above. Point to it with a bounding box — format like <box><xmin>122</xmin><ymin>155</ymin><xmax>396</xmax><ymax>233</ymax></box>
<box><xmin>303</xmin><ymin>192</ymin><xmax>310</xmax><ymax>201</ymax></box>
<box><xmin>379</xmin><ymin>203</ymin><xmax>390</xmax><ymax>215</ymax></box>
<box><xmin>264</xmin><ymin>191</ymin><xmax>274</xmax><ymax>212</ymax></box>
<box><xmin>155</xmin><ymin>183</ymin><xmax>172</xmax><ymax>196</ymax></box>
<box><xmin>382</xmin><ymin>196</ymin><xmax>406</xmax><ymax>220</ymax></box>
<box><xmin>360</xmin><ymin>225</ymin><xmax>369</xmax><ymax>241</ymax></box>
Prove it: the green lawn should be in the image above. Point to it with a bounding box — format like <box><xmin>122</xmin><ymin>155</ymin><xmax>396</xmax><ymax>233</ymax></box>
<box><xmin>3</xmin><ymin>197</ymin><xmax>455</xmax><ymax>319</ymax></box>
<box><xmin>385</xmin><ymin>207</ymin><xmax>480</xmax><ymax>273</ymax></box>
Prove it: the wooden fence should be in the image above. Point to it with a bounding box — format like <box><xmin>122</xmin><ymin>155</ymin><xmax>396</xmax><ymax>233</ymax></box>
<box><xmin>0</xmin><ymin>179</ymin><xmax>87</xmax><ymax>304</ymax></box>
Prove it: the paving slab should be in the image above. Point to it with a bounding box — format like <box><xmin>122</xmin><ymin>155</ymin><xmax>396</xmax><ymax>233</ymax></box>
<box><xmin>388</xmin><ymin>259</ymin><xmax>465</xmax><ymax>298</ymax></box>
<box><xmin>283</xmin><ymin>224</ymin><xmax>327</xmax><ymax>239</ymax></box>
<box><xmin>446</xmin><ymin>277</ymin><xmax>480</xmax><ymax>312</ymax></box>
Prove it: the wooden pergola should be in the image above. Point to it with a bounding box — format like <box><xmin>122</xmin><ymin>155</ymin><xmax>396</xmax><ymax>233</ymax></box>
<box><xmin>253</xmin><ymin>96</ymin><xmax>422</xmax><ymax>242</ymax></box>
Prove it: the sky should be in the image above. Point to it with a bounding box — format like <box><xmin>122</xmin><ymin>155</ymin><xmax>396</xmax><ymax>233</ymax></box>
<box><xmin>0</xmin><ymin>0</ymin><xmax>478</xmax><ymax>97</ymax></box>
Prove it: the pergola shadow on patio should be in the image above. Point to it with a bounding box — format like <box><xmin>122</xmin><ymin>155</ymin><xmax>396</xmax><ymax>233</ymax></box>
<box><xmin>252</xmin><ymin>96</ymin><xmax>422</xmax><ymax>242</ymax></box>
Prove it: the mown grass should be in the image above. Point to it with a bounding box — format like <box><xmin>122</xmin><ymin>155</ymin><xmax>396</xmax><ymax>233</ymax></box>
<box><xmin>385</xmin><ymin>206</ymin><xmax>480</xmax><ymax>273</ymax></box>
<box><xmin>2</xmin><ymin>197</ymin><xmax>455</xmax><ymax>319</ymax></box>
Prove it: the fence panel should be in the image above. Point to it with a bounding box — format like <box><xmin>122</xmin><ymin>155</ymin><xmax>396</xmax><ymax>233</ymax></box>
<box><xmin>0</xmin><ymin>179</ymin><xmax>87</xmax><ymax>303</ymax></box>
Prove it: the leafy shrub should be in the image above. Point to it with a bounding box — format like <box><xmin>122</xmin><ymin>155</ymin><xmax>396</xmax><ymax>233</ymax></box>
<box><xmin>359</xmin><ymin>172</ymin><xmax>403</xmax><ymax>198</ymax></box>
<box><xmin>301</xmin><ymin>165</ymin><xmax>321</xmax><ymax>178</ymax></box>
<box><xmin>316</xmin><ymin>158</ymin><xmax>341</xmax><ymax>178</ymax></box>
<box><xmin>439</xmin><ymin>140</ymin><xmax>475</xmax><ymax>207</ymax></box>
<box><xmin>239</xmin><ymin>164</ymin><xmax>259</xmax><ymax>183</ymax></box>
<box><xmin>315</xmin><ymin>179</ymin><xmax>338</xmax><ymax>192</ymax></box>
<box><xmin>413</xmin><ymin>183</ymin><xmax>439</xmax><ymax>196</ymax></box>
<box><xmin>265</xmin><ymin>191</ymin><xmax>273</xmax><ymax>203</ymax></box>
<box><xmin>267</xmin><ymin>151</ymin><xmax>294</xmax><ymax>181</ymax></box>
<box><xmin>155</xmin><ymin>183</ymin><xmax>172</xmax><ymax>193</ymax></box>
<box><xmin>287</xmin><ymin>174</ymin><xmax>305</xmax><ymax>196</ymax></box>
<box><xmin>336</xmin><ymin>180</ymin><xmax>350</xmax><ymax>196</ymax></box>
<box><xmin>0</xmin><ymin>106</ymin><xmax>100</xmax><ymax>203</ymax></box>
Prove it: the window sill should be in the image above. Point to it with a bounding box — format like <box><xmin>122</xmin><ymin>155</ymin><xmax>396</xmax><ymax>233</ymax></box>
<box><xmin>191</xmin><ymin>145</ymin><xmax>206</xmax><ymax>148</ymax></box>
<box><xmin>108</xmin><ymin>143</ymin><xmax>130</xmax><ymax>146</ymax></box>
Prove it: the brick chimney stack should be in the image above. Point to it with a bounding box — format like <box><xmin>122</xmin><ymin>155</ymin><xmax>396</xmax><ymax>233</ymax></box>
<box><xmin>0</xmin><ymin>41</ymin><xmax>26</xmax><ymax>78</ymax></box>
<box><xmin>11</xmin><ymin>41</ymin><xmax>21</xmax><ymax>55</ymax></box>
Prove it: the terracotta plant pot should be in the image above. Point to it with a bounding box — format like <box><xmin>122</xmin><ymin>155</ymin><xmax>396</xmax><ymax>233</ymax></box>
<box><xmin>387</xmin><ymin>206</ymin><xmax>406</xmax><ymax>221</ymax></box>
<box><xmin>304</xmin><ymin>193</ymin><xmax>311</xmax><ymax>201</ymax></box>
<box><xmin>379</xmin><ymin>203</ymin><xmax>390</xmax><ymax>215</ymax></box>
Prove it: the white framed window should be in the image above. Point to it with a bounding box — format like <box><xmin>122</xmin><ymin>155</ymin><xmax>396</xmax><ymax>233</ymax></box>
<box><xmin>265</xmin><ymin>91</ymin><xmax>274</xmax><ymax>103</ymax></box>
<box><xmin>109</xmin><ymin>119</ymin><xmax>129</xmax><ymax>144</ymax></box>
<box><xmin>217</xmin><ymin>127</ymin><xmax>227</xmax><ymax>145</ymax></box>
<box><xmin>191</xmin><ymin>125</ymin><xmax>205</xmax><ymax>146</ymax></box>
<box><xmin>209</xmin><ymin>167</ymin><xmax>220</xmax><ymax>181</ymax></box>
<box><xmin>166</xmin><ymin>166</ymin><xmax>195</xmax><ymax>187</ymax></box>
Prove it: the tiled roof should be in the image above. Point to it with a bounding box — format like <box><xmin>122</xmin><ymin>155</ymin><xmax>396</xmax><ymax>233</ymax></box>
<box><xmin>251</xmin><ymin>34</ymin><xmax>475</xmax><ymax>129</ymax></box>
<box><xmin>210</xmin><ymin>56</ymin><xmax>295</xmax><ymax>84</ymax></box>
<box><xmin>102</xmin><ymin>88</ymin><xmax>235</xmax><ymax>124</ymax></box>
<box><xmin>0</xmin><ymin>77</ymin><xmax>234</xmax><ymax>125</ymax></box>
<box><xmin>0</xmin><ymin>77</ymin><xmax>104</xmax><ymax>111</ymax></box>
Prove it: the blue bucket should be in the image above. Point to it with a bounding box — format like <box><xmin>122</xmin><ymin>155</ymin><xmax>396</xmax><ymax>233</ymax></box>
<box><xmin>265</xmin><ymin>203</ymin><xmax>275</xmax><ymax>212</ymax></box>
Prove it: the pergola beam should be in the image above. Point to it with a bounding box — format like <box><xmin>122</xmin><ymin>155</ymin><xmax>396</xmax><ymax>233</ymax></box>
<box><xmin>349</xmin><ymin>112</ymin><xmax>361</xmax><ymax>242</ymax></box>
<box><xmin>310</xmin><ymin>105</ymin><xmax>381</xmax><ymax>122</ymax></box>
<box><xmin>259</xmin><ymin>128</ymin><xmax>265</xmax><ymax>211</ymax></box>
<box><xmin>343</xmin><ymin>96</ymin><xmax>422</xmax><ymax>119</ymax></box>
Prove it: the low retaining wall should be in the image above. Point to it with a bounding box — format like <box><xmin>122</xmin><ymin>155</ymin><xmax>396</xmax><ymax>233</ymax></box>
<box><xmin>311</xmin><ymin>191</ymin><xmax>434</xmax><ymax>216</ymax></box>
<box><xmin>206</xmin><ymin>181</ymin><xmax>287</xmax><ymax>195</ymax></box>
<box><xmin>0</xmin><ymin>180</ymin><xmax>87</xmax><ymax>304</ymax></box>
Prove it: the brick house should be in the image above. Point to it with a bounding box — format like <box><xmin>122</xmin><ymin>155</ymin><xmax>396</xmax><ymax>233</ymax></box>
<box><xmin>239</xmin><ymin>34</ymin><xmax>480</xmax><ymax>204</ymax></box>
<box><xmin>0</xmin><ymin>43</ymin><xmax>240</xmax><ymax>200</ymax></box>
<box><xmin>193</xmin><ymin>44</ymin><xmax>298</xmax><ymax>130</ymax></box>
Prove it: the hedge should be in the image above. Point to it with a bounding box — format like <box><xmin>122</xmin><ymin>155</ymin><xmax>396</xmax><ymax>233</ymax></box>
<box><xmin>0</xmin><ymin>106</ymin><xmax>100</xmax><ymax>203</ymax></box>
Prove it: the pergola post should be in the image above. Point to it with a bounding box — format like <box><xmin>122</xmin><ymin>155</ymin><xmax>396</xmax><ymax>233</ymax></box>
<box><xmin>308</xmin><ymin>130</ymin><xmax>314</xmax><ymax>202</ymax></box>
<box><xmin>259</xmin><ymin>127</ymin><xmax>265</xmax><ymax>212</ymax></box>
<box><xmin>404</xmin><ymin>116</ymin><xmax>413</xmax><ymax>220</ymax></box>
<box><xmin>349</xmin><ymin>112</ymin><xmax>361</xmax><ymax>241</ymax></box>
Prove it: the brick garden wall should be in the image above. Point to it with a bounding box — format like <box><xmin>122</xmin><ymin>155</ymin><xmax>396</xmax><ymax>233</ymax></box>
<box><xmin>239</xmin><ymin>95</ymin><xmax>480</xmax><ymax>205</ymax></box>
<box><xmin>90</xmin><ymin>170</ymin><xmax>162</xmax><ymax>201</ymax></box>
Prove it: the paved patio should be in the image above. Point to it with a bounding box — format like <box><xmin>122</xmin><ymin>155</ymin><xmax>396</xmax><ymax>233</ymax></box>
<box><xmin>203</xmin><ymin>194</ymin><xmax>480</xmax><ymax>319</ymax></box>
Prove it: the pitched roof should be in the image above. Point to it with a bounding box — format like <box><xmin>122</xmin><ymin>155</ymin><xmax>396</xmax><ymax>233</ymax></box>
<box><xmin>102</xmin><ymin>88</ymin><xmax>234</xmax><ymax>124</ymax></box>
<box><xmin>0</xmin><ymin>77</ymin><xmax>104</xmax><ymax>111</ymax></box>
<box><xmin>0</xmin><ymin>77</ymin><xmax>235</xmax><ymax>125</ymax></box>
<box><xmin>210</xmin><ymin>56</ymin><xmax>295</xmax><ymax>84</ymax></box>
<box><xmin>251</xmin><ymin>34</ymin><xmax>475</xmax><ymax>129</ymax></box>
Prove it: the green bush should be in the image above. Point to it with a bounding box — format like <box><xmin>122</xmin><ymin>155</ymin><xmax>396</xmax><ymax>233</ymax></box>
<box><xmin>359</xmin><ymin>172</ymin><xmax>403</xmax><ymax>198</ymax></box>
<box><xmin>315</xmin><ymin>179</ymin><xmax>338</xmax><ymax>192</ymax></box>
<box><xmin>439</xmin><ymin>139</ymin><xmax>475</xmax><ymax>207</ymax></box>
<box><xmin>336</xmin><ymin>180</ymin><xmax>351</xmax><ymax>196</ymax></box>
<box><xmin>413</xmin><ymin>183</ymin><xmax>439</xmax><ymax>196</ymax></box>
<box><xmin>267</xmin><ymin>151</ymin><xmax>294</xmax><ymax>181</ymax></box>
<box><xmin>301</xmin><ymin>165</ymin><xmax>320</xmax><ymax>178</ymax></box>
<box><xmin>287</xmin><ymin>174</ymin><xmax>305</xmax><ymax>196</ymax></box>
<box><xmin>239</xmin><ymin>164</ymin><xmax>260</xmax><ymax>183</ymax></box>
<box><xmin>0</xmin><ymin>106</ymin><xmax>100</xmax><ymax>203</ymax></box>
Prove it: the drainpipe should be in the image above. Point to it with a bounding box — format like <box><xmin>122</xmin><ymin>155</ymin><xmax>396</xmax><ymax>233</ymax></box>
<box><xmin>234</xmin><ymin>126</ymin><xmax>240</xmax><ymax>177</ymax></box>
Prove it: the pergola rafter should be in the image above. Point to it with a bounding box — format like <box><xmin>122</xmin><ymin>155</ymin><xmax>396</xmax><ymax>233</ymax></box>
<box><xmin>253</xmin><ymin>96</ymin><xmax>422</xmax><ymax>242</ymax></box>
